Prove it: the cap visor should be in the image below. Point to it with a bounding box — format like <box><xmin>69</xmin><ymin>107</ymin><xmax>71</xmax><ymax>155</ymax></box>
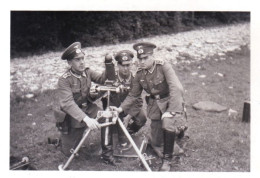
<box><xmin>121</xmin><ymin>61</ymin><xmax>132</xmax><ymax>65</ymax></box>
<box><xmin>138</xmin><ymin>54</ymin><xmax>149</xmax><ymax>59</ymax></box>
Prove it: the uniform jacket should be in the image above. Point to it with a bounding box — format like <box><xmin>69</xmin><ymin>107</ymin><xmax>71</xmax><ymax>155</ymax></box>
<box><xmin>121</xmin><ymin>60</ymin><xmax>184</xmax><ymax>115</ymax></box>
<box><xmin>57</xmin><ymin>65</ymin><xmax>112</xmax><ymax>127</ymax></box>
<box><xmin>109</xmin><ymin>72</ymin><xmax>143</xmax><ymax>117</ymax></box>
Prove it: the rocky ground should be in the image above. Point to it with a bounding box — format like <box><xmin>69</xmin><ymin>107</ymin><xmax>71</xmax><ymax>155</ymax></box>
<box><xmin>10</xmin><ymin>22</ymin><xmax>250</xmax><ymax>99</ymax></box>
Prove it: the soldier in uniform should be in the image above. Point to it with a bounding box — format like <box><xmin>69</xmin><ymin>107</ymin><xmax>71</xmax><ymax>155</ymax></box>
<box><xmin>55</xmin><ymin>42</ymin><xmax>118</xmax><ymax>165</ymax></box>
<box><xmin>102</xmin><ymin>50</ymin><xmax>147</xmax><ymax>149</ymax></box>
<box><xmin>110</xmin><ymin>42</ymin><xmax>186</xmax><ymax>171</ymax></box>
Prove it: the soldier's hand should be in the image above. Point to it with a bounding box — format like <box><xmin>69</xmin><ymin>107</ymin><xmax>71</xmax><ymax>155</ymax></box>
<box><xmin>123</xmin><ymin>114</ymin><xmax>131</xmax><ymax>127</ymax></box>
<box><xmin>104</xmin><ymin>53</ymin><xmax>113</xmax><ymax>63</ymax></box>
<box><xmin>109</xmin><ymin>106</ymin><xmax>123</xmax><ymax>113</ymax></box>
<box><xmin>83</xmin><ymin>116</ymin><xmax>100</xmax><ymax>130</ymax></box>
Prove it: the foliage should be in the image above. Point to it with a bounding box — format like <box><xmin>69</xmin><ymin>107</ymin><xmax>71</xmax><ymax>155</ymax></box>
<box><xmin>11</xmin><ymin>11</ymin><xmax>250</xmax><ymax>58</ymax></box>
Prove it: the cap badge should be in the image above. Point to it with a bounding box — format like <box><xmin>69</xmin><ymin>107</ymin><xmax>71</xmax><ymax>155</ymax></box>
<box><xmin>122</xmin><ymin>56</ymin><xmax>128</xmax><ymax>61</ymax></box>
<box><xmin>138</xmin><ymin>49</ymin><xmax>144</xmax><ymax>54</ymax></box>
<box><xmin>76</xmin><ymin>49</ymin><xmax>81</xmax><ymax>53</ymax></box>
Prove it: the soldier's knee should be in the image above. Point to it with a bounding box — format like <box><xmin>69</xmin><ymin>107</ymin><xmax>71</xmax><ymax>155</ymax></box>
<box><xmin>162</xmin><ymin>117</ymin><xmax>176</xmax><ymax>132</ymax></box>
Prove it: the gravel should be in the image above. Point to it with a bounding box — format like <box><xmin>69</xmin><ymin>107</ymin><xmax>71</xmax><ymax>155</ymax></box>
<box><xmin>10</xmin><ymin>22</ymin><xmax>250</xmax><ymax>96</ymax></box>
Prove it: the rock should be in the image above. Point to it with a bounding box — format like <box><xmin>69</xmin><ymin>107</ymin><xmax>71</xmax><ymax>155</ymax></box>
<box><xmin>25</xmin><ymin>94</ymin><xmax>34</xmax><ymax>98</ymax></box>
<box><xmin>192</xmin><ymin>101</ymin><xmax>228</xmax><ymax>112</ymax></box>
<box><xmin>205</xmin><ymin>39</ymin><xmax>217</xmax><ymax>44</ymax></box>
<box><xmin>191</xmin><ymin>72</ymin><xmax>198</xmax><ymax>76</ymax></box>
<box><xmin>214</xmin><ymin>72</ymin><xmax>225</xmax><ymax>77</ymax></box>
<box><xmin>199</xmin><ymin>75</ymin><xmax>206</xmax><ymax>78</ymax></box>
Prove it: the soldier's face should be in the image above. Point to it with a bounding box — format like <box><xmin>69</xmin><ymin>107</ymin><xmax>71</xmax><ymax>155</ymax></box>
<box><xmin>138</xmin><ymin>54</ymin><xmax>154</xmax><ymax>70</ymax></box>
<box><xmin>118</xmin><ymin>63</ymin><xmax>131</xmax><ymax>77</ymax></box>
<box><xmin>68</xmin><ymin>57</ymin><xmax>85</xmax><ymax>73</ymax></box>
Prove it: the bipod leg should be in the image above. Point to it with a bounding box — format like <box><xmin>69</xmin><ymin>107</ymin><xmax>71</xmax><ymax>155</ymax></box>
<box><xmin>58</xmin><ymin>122</ymin><xmax>114</xmax><ymax>170</ymax></box>
<box><xmin>117</xmin><ymin>118</ymin><xmax>152</xmax><ymax>172</ymax></box>
<box><xmin>58</xmin><ymin>129</ymin><xmax>91</xmax><ymax>170</ymax></box>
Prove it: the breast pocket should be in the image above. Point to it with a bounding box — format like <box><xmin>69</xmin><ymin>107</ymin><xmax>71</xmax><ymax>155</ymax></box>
<box><xmin>153</xmin><ymin>73</ymin><xmax>166</xmax><ymax>91</ymax></box>
<box><xmin>71</xmin><ymin>86</ymin><xmax>82</xmax><ymax>104</ymax></box>
<box><xmin>140</xmin><ymin>80</ymin><xmax>148</xmax><ymax>91</ymax></box>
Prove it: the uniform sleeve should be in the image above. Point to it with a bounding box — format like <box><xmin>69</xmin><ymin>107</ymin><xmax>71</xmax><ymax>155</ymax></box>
<box><xmin>121</xmin><ymin>73</ymin><xmax>143</xmax><ymax>114</ymax></box>
<box><xmin>57</xmin><ymin>77</ymin><xmax>86</xmax><ymax>122</ymax></box>
<box><xmin>162</xmin><ymin>63</ymin><xmax>184</xmax><ymax>112</ymax></box>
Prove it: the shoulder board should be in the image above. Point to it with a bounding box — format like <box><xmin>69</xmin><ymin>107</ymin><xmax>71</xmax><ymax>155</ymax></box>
<box><xmin>62</xmin><ymin>71</ymin><xmax>71</xmax><ymax>78</ymax></box>
<box><xmin>155</xmin><ymin>60</ymin><xmax>165</xmax><ymax>65</ymax></box>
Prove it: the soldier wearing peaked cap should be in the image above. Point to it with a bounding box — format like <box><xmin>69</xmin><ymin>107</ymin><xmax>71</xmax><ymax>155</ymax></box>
<box><xmin>110</xmin><ymin>42</ymin><xmax>187</xmax><ymax>171</ymax></box>
<box><xmin>101</xmin><ymin>50</ymin><xmax>147</xmax><ymax>150</ymax></box>
<box><xmin>55</xmin><ymin>42</ymin><xmax>119</xmax><ymax>165</ymax></box>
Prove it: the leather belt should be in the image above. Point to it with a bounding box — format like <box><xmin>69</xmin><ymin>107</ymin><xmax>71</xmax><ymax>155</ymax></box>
<box><xmin>150</xmin><ymin>93</ymin><xmax>169</xmax><ymax>100</ymax></box>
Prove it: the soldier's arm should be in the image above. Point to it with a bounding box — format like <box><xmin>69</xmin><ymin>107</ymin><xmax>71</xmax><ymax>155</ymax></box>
<box><xmin>57</xmin><ymin>78</ymin><xmax>86</xmax><ymax>122</ymax></box>
<box><xmin>120</xmin><ymin>73</ymin><xmax>143</xmax><ymax>114</ymax></box>
<box><xmin>162</xmin><ymin>62</ymin><xmax>184</xmax><ymax>112</ymax></box>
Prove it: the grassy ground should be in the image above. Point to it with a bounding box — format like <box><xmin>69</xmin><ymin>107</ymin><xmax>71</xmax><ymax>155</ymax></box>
<box><xmin>9</xmin><ymin>46</ymin><xmax>250</xmax><ymax>171</ymax></box>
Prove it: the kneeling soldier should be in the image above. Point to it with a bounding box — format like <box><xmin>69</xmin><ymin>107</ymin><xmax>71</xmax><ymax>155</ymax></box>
<box><xmin>111</xmin><ymin>42</ymin><xmax>186</xmax><ymax>171</ymax></box>
<box><xmin>102</xmin><ymin>50</ymin><xmax>147</xmax><ymax>150</ymax></box>
<box><xmin>55</xmin><ymin>42</ymin><xmax>118</xmax><ymax>165</ymax></box>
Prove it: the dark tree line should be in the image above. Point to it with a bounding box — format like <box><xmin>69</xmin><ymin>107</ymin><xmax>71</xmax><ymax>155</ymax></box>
<box><xmin>11</xmin><ymin>11</ymin><xmax>250</xmax><ymax>58</ymax></box>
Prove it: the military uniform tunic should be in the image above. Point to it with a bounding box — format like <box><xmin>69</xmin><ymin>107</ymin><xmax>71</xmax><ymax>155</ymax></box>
<box><xmin>120</xmin><ymin>60</ymin><xmax>184</xmax><ymax>146</ymax></box>
<box><xmin>57</xmin><ymin>67</ymin><xmax>112</xmax><ymax>156</ymax></box>
<box><xmin>121</xmin><ymin>60</ymin><xmax>184</xmax><ymax>118</ymax></box>
<box><xmin>110</xmin><ymin>72</ymin><xmax>143</xmax><ymax>117</ymax></box>
<box><xmin>57</xmin><ymin>67</ymin><xmax>108</xmax><ymax>128</ymax></box>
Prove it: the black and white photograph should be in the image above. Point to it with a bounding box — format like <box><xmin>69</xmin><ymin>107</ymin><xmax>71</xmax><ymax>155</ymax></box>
<box><xmin>4</xmin><ymin>0</ymin><xmax>260</xmax><ymax>177</ymax></box>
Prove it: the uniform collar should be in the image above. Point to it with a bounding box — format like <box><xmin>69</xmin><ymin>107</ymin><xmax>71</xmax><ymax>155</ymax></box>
<box><xmin>70</xmin><ymin>69</ymin><xmax>86</xmax><ymax>78</ymax></box>
<box><xmin>117</xmin><ymin>71</ymin><xmax>131</xmax><ymax>83</ymax></box>
<box><xmin>147</xmin><ymin>62</ymin><xmax>156</xmax><ymax>73</ymax></box>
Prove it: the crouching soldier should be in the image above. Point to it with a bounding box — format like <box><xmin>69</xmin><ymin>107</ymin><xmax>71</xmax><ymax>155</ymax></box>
<box><xmin>54</xmin><ymin>42</ymin><xmax>118</xmax><ymax>165</ymax></box>
<box><xmin>110</xmin><ymin>42</ymin><xmax>186</xmax><ymax>171</ymax></box>
<box><xmin>102</xmin><ymin>50</ymin><xmax>147</xmax><ymax>150</ymax></box>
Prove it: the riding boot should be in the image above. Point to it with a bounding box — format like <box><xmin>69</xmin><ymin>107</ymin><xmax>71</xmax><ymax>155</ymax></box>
<box><xmin>101</xmin><ymin>125</ymin><xmax>117</xmax><ymax>166</ymax></box>
<box><xmin>159</xmin><ymin>130</ymin><xmax>175</xmax><ymax>171</ymax></box>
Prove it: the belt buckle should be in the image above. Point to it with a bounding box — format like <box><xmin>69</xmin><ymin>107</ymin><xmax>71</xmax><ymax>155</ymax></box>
<box><xmin>155</xmin><ymin>95</ymin><xmax>160</xmax><ymax>100</ymax></box>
